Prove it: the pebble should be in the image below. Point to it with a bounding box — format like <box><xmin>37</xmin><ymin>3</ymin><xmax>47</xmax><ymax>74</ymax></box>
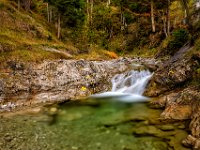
<box><xmin>72</xmin><ymin>146</ymin><xmax>78</xmax><ymax>150</ymax></box>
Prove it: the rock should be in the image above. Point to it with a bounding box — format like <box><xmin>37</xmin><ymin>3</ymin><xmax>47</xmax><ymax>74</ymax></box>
<box><xmin>149</xmin><ymin>93</ymin><xmax>179</xmax><ymax>109</ymax></box>
<box><xmin>177</xmin><ymin>124</ymin><xmax>186</xmax><ymax>129</ymax></box>
<box><xmin>157</xmin><ymin>124</ymin><xmax>175</xmax><ymax>131</ymax></box>
<box><xmin>144</xmin><ymin>57</ymin><xmax>199</xmax><ymax>97</ymax></box>
<box><xmin>132</xmin><ymin>125</ymin><xmax>175</xmax><ymax>137</ymax></box>
<box><xmin>192</xmin><ymin>52</ymin><xmax>200</xmax><ymax>62</ymax></box>
<box><xmin>151</xmin><ymin>87</ymin><xmax>200</xmax><ymax>149</ymax></box>
<box><xmin>0</xmin><ymin>58</ymin><xmax>138</xmax><ymax>112</ymax></box>
<box><xmin>182</xmin><ymin>135</ymin><xmax>200</xmax><ymax>149</ymax></box>
<box><xmin>143</xmin><ymin>47</ymin><xmax>200</xmax><ymax>149</ymax></box>
<box><xmin>133</xmin><ymin>57</ymin><xmax>162</xmax><ymax>71</ymax></box>
<box><xmin>161</xmin><ymin>105</ymin><xmax>192</xmax><ymax>120</ymax></box>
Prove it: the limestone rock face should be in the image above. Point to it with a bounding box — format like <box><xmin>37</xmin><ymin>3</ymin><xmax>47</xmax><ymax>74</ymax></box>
<box><xmin>0</xmin><ymin>58</ymin><xmax>135</xmax><ymax>111</ymax></box>
<box><xmin>151</xmin><ymin>87</ymin><xmax>200</xmax><ymax>149</ymax></box>
<box><xmin>145</xmin><ymin>57</ymin><xmax>199</xmax><ymax>97</ymax></box>
<box><xmin>148</xmin><ymin>52</ymin><xmax>200</xmax><ymax>149</ymax></box>
<box><xmin>145</xmin><ymin>47</ymin><xmax>200</xmax><ymax>149</ymax></box>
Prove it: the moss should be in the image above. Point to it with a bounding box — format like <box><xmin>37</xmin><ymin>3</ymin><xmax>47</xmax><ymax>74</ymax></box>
<box><xmin>195</xmin><ymin>68</ymin><xmax>200</xmax><ymax>86</ymax></box>
<box><xmin>197</xmin><ymin>68</ymin><xmax>200</xmax><ymax>74</ymax></box>
<box><xmin>0</xmin><ymin>73</ymin><xmax>9</xmax><ymax>79</ymax></box>
<box><xmin>126</xmin><ymin>47</ymin><xmax>158</xmax><ymax>58</ymax></box>
<box><xmin>0</xmin><ymin>48</ymin><xmax>71</xmax><ymax>63</ymax></box>
<box><xmin>188</xmin><ymin>67</ymin><xmax>200</xmax><ymax>87</ymax></box>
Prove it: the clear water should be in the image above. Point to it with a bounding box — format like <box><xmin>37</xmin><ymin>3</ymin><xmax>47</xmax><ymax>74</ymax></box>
<box><xmin>0</xmin><ymin>98</ymin><xmax>190</xmax><ymax>150</ymax></box>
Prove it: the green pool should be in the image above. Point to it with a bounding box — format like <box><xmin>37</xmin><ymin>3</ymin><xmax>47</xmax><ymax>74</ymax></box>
<box><xmin>0</xmin><ymin>98</ymin><xmax>190</xmax><ymax>150</ymax></box>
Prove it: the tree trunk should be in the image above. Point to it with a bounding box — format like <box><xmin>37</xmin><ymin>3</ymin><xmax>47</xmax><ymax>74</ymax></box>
<box><xmin>21</xmin><ymin>0</ymin><xmax>32</xmax><ymax>11</ymax></box>
<box><xmin>107</xmin><ymin>0</ymin><xmax>111</xmax><ymax>7</ymax></box>
<box><xmin>46</xmin><ymin>3</ymin><xmax>50</xmax><ymax>22</ymax></box>
<box><xmin>167</xmin><ymin>0</ymin><xmax>170</xmax><ymax>35</ymax></box>
<box><xmin>87</xmin><ymin>0</ymin><xmax>90</xmax><ymax>25</ymax></box>
<box><xmin>109</xmin><ymin>27</ymin><xmax>113</xmax><ymax>39</ymax></box>
<box><xmin>17</xmin><ymin>0</ymin><xmax>20</xmax><ymax>11</ymax></box>
<box><xmin>57</xmin><ymin>14</ymin><xmax>61</xmax><ymax>39</ymax></box>
<box><xmin>120</xmin><ymin>6</ymin><xmax>125</xmax><ymax>31</ymax></box>
<box><xmin>50</xmin><ymin>8</ymin><xmax>52</xmax><ymax>23</ymax></box>
<box><xmin>151</xmin><ymin>0</ymin><xmax>156</xmax><ymax>32</ymax></box>
<box><xmin>90</xmin><ymin>0</ymin><xmax>93</xmax><ymax>25</ymax></box>
<box><xmin>181</xmin><ymin>0</ymin><xmax>190</xmax><ymax>27</ymax></box>
<box><xmin>163</xmin><ymin>16</ymin><xmax>168</xmax><ymax>37</ymax></box>
<box><xmin>163</xmin><ymin>0</ymin><xmax>170</xmax><ymax>37</ymax></box>
<box><xmin>196</xmin><ymin>1</ymin><xmax>200</xmax><ymax>22</ymax></box>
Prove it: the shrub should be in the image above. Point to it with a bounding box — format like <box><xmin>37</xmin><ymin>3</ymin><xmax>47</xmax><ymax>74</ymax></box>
<box><xmin>0</xmin><ymin>2</ymin><xmax>5</xmax><ymax>9</ymax></box>
<box><xmin>168</xmin><ymin>29</ymin><xmax>189</xmax><ymax>55</ymax></box>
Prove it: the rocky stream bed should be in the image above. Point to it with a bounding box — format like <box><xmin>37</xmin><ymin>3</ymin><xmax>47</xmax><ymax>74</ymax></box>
<box><xmin>0</xmin><ymin>98</ymin><xmax>190</xmax><ymax>150</ymax></box>
<box><xmin>0</xmin><ymin>53</ymin><xmax>200</xmax><ymax>149</ymax></box>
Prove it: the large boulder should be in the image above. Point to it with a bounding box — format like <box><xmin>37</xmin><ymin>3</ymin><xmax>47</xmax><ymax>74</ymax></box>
<box><xmin>144</xmin><ymin>56</ymin><xmax>199</xmax><ymax>97</ymax></box>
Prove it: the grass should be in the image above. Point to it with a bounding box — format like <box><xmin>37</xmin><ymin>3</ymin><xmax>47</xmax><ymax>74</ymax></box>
<box><xmin>0</xmin><ymin>48</ymin><xmax>67</xmax><ymax>63</ymax></box>
<box><xmin>74</xmin><ymin>46</ymin><xmax>118</xmax><ymax>60</ymax></box>
<box><xmin>0</xmin><ymin>1</ymin><xmax>79</xmax><ymax>63</ymax></box>
<box><xmin>184</xmin><ymin>37</ymin><xmax>200</xmax><ymax>57</ymax></box>
<box><xmin>126</xmin><ymin>47</ymin><xmax>158</xmax><ymax>58</ymax></box>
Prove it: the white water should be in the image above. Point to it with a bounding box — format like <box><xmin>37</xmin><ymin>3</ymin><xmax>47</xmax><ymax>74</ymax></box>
<box><xmin>91</xmin><ymin>70</ymin><xmax>152</xmax><ymax>102</ymax></box>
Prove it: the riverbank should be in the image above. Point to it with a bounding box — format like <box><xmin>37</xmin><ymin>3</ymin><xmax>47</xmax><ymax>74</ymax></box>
<box><xmin>145</xmin><ymin>50</ymin><xmax>200</xmax><ymax>149</ymax></box>
<box><xmin>0</xmin><ymin>57</ymin><xmax>157</xmax><ymax>113</ymax></box>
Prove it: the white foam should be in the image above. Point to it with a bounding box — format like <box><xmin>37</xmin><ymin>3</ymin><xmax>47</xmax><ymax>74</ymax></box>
<box><xmin>91</xmin><ymin>69</ymin><xmax>152</xmax><ymax>103</ymax></box>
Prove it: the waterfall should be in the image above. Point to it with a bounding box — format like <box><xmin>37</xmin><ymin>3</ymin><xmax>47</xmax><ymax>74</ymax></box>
<box><xmin>111</xmin><ymin>70</ymin><xmax>152</xmax><ymax>94</ymax></box>
<box><xmin>91</xmin><ymin>69</ymin><xmax>152</xmax><ymax>102</ymax></box>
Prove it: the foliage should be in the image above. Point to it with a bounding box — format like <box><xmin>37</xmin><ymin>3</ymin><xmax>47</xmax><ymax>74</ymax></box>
<box><xmin>0</xmin><ymin>1</ymin><xmax>5</xmax><ymax>9</ymax></box>
<box><xmin>1</xmin><ymin>0</ymin><xmax>199</xmax><ymax>61</ymax></box>
<box><xmin>45</xmin><ymin>0</ymin><xmax>86</xmax><ymax>28</ymax></box>
<box><xmin>168</xmin><ymin>29</ymin><xmax>190</xmax><ymax>54</ymax></box>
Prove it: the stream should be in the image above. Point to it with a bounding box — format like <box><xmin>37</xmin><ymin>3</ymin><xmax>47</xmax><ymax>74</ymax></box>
<box><xmin>0</xmin><ymin>99</ymin><xmax>189</xmax><ymax>150</ymax></box>
<box><xmin>0</xmin><ymin>68</ymin><xmax>191</xmax><ymax>150</ymax></box>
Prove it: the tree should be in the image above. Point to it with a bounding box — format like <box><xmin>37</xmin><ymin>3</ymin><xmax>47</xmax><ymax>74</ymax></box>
<box><xmin>107</xmin><ymin>0</ymin><xmax>111</xmax><ymax>7</ymax></box>
<box><xmin>21</xmin><ymin>0</ymin><xmax>32</xmax><ymax>11</ymax></box>
<box><xmin>16</xmin><ymin>0</ymin><xmax>32</xmax><ymax>11</ymax></box>
<box><xmin>44</xmin><ymin>0</ymin><xmax>85</xmax><ymax>39</ymax></box>
<box><xmin>151</xmin><ymin>0</ymin><xmax>156</xmax><ymax>32</ymax></box>
<box><xmin>87</xmin><ymin>0</ymin><xmax>94</xmax><ymax>25</ymax></box>
<box><xmin>17</xmin><ymin>0</ymin><xmax>20</xmax><ymax>10</ymax></box>
<box><xmin>181</xmin><ymin>0</ymin><xmax>190</xmax><ymax>26</ymax></box>
<box><xmin>163</xmin><ymin>0</ymin><xmax>171</xmax><ymax>37</ymax></box>
<box><xmin>167</xmin><ymin>0</ymin><xmax>170</xmax><ymax>35</ymax></box>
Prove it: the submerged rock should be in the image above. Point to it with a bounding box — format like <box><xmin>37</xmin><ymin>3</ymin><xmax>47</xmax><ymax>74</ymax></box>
<box><xmin>132</xmin><ymin>125</ymin><xmax>174</xmax><ymax>137</ymax></box>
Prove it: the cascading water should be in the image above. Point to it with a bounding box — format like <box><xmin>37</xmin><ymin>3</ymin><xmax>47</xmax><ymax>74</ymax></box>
<box><xmin>91</xmin><ymin>69</ymin><xmax>152</xmax><ymax>102</ymax></box>
<box><xmin>111</xmin><ymin>70</ymin><xmax>152</xmax><ymax>94</ymax></box>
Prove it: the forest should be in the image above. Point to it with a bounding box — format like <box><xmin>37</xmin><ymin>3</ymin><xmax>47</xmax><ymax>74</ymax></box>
<box><xmin>0</xmin><ymin>0</ymin><xmax>199</xmax><ymax>60</ymax></box>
